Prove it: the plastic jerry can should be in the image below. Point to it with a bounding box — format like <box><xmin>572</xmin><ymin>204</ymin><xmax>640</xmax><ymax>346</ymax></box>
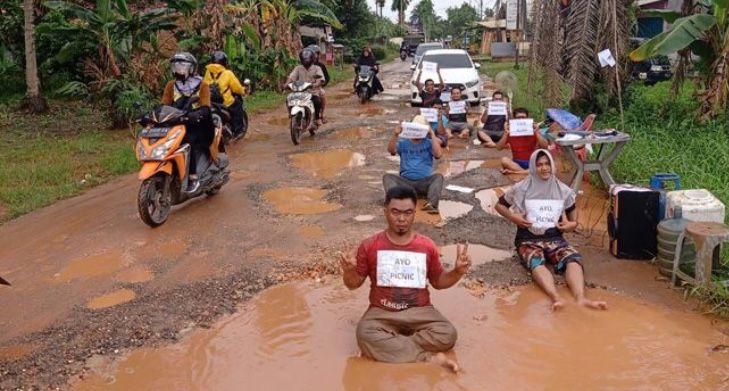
<box><xmin>666</xmin><ymin>189</ymin><xmax>725</xmax><ymax>223</ymax></box>
<box><xmin>650</xmin><ymin>173</ymin><xmax>681</xmax><ymax>220</ymax></box>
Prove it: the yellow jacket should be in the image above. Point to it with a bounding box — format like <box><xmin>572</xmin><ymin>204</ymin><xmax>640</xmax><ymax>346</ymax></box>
<box><xmin>203</xmin><ymin>63</ymin><xmax>245</xmax><ymax>107</ymax></box>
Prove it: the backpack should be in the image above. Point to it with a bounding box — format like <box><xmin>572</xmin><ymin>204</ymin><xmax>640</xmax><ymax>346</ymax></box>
<box><xmin>209</xmin><ymin>72</ymin><xmax>229</xmax><ymax>104</ymax></box>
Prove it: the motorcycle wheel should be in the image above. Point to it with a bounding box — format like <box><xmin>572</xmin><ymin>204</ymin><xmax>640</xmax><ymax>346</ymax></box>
<box><xmin>222</xmin><ymin>125</ymin><xmax>233</xmax><ymax>146</ymax></box>
<box><xmin>206</xmin><ymin>185</ymin><xmax>222</xmax><ymax>196</ymax></box>
<box><xmin>238</xmin><ymin>111</ymin><xmax>249</xmax><ymax>139</ymax></box>
<box><xmin>138</xmin><ymin>174</ymin><xmax>171</xmax><ymax>228</ymax></box>
<box><xmin>359</xmin><ymin>90</ymin><xmax>368</xmax><ymax>104</ymax></box>
<box><xmin>290</xmin><ymin>112</ymin><xmax>303</xmax><ymax>145</ymax></box>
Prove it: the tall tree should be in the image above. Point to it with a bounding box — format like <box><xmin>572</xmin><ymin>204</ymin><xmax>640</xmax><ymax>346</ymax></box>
<box><xmin>412</xmin><ymin>0</ymin><xmax>436</xmax><ymax>40</ymax></box>
<box><xmin>392</xmin><ymin>0</ymin><xmax>411</xmax><ymax>27</ymax></box>
<box><xmin>22</xmin><ymin>0</ymin><xmax>47</xmax><ymax>113</ymax></box>
<box><xmin>445</xmin><ymin>3</ymin><xmax>479</xmax><ymax>40</ymax></box>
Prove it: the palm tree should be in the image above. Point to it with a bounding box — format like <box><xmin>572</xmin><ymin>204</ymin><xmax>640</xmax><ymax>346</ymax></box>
<box><xmin>22</xmin><ymin>0</ymin><xmax>47</xmax><ymax>113</ymax></box>
<box><xmin>392</xmin><ymin>0</ymin><xmax>411</xmax><ymax>27</ymax></box>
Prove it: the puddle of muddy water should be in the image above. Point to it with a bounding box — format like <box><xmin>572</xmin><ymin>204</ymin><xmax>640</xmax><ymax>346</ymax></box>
<box><xmin>53</xmin><ymin>251</ymin><xmax>126</xmax><ymax>283</ymax></box>
<box><xmin>414</xmin><ymin>200</ymin><xmax>473</xmax><ymax>226</ymax></box>
<box><xmin>263</xmin><ymin>187</ymin><xmax>342</xmax><ymax>215</ymax></box>
<box><xmin>245</xmin><ymin>132</ymin><xmax>271</xmax><ymax>142</ymax></box>
<box><xmin>266</xmin><ymin>117</ymin><xmax>290</xmax><ymax>127</ymax></box>
<box><xmin>0</xmin><ymin>343</ymin><xmax>35</xmax><ymax>362</ymax></box>
<box><xmin>75</xmin><ymin>282</ymin><xmax>729</xmax><ymax>391</ymax></box>
<box><xmin>440</xmin><ymin>244</ymin><xmax>512</xmax><ymax>266</ymax></box>
<box><xmin>290</xmin><ymin>149</ymin><xmax>366</xmax><ymax>179</ymax></box>
<box><xmin>475</xmin><ymin>186</ymin><xmax>510</xmax><ymax>217</ymax></box>
<box><xmin>86</xmin><ymin>289</ymin><xmax>136</xmax><ymax>310</ymax></box>
<box><xmin>115</xmin><ymin>266</ymin><xmax>154</xmax><ymax>284</ymax></box>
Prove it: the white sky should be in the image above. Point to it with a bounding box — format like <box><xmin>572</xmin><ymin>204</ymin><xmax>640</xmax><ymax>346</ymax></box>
<box><xmin>366</xmin><ymin>0</ymin><xmax>498</xmax><ymax>22</ymax></box>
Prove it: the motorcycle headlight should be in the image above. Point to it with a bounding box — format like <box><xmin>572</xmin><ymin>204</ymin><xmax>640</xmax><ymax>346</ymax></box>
<box><xmin>465</xmin><ymin>79</ymin><xmax>480</xmax><ymax>88</ymax></box>
<box><xmin>148</xmin><ymin>129</ymin><xmax>182</xmax><ymax>160</ymax></box>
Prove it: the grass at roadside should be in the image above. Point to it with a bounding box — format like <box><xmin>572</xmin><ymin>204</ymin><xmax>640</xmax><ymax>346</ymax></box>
<box><xmin>479</xmin><ymin>61</ymin><xmax>561</xmax><ymax>116</ymax></box>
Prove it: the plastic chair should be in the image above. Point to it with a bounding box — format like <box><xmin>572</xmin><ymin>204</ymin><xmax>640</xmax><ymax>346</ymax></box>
<box><xmin>671</xmin><ymin>221</ymin><xmax>729</xmax><ymax>287</ymax></box>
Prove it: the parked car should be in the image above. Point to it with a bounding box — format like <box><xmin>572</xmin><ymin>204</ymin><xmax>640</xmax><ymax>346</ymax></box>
<box><xmin>412</xmin><ymin>42</ymin><xmax>444</xmax><ymax>66</ymax></box>
<box><xmin>409</xmin><ymin>49</ymin><xmax>483</xmax><ymax>106</ymax></box>
<box><xmin>631</xmin><ymin>55</ymin><xmax>672</xmax><ymax>85</ymax></box>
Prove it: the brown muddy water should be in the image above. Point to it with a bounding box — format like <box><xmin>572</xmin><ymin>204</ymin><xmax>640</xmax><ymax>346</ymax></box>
<box><xmin>263</xmin><ymin>187</ymin><xmax>342</xmax><ymax>215</ymax></box>
<box><xmin>75</xmin><ymin>282</ymin><xmax>729</xmax><ymax>390</ymax></box>
<box><xmin>86</xmin><ymin>289</ymin><xmax>136</xmax><ymax>310</ymax></box>
<box><xmin>289</xmin><ymin>149</ymin><xmax>366</xmax><ymax>178</ymax></box>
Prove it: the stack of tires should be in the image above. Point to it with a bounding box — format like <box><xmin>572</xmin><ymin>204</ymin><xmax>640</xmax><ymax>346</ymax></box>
<box><xmin>656</xmin><ymin>218</ymin><xmax>695</xmax><ymax>277</ymax></box>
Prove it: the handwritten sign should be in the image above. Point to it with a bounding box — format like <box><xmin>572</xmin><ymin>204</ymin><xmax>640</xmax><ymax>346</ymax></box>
<box><xmin>420</xmin><ymin>108</ymin><xmax>438</xmax><ymax>122</ymax></box>
<box><xmin>376</xmin><ymin>250</ymin><xmax>427</xmax><ymax>289</ymax></box>
<box><xmin>440</xmin><ymin>90</ymin><xmax>451</xmax><ymax>102</ymax></box>
<box><xmin>509</xmin><ymin>119</ymin><xmax>534</xmax><ymax>137</ymax></box>
<box><xmin>422</xmin><ymin>61</ymin><xmax>438</xmax><ymax>73</ymax></box>
<box><xmin>488</xmin><ymin>101</ymin><xmax>508</xmax><ymax>116</ymax></box>
<box><xmin>449</xmin><ymin>100</ymin><xmax>466</xmax><ymax>114</ymax></box>
<box><xmin>525</xmin><ymin>199</ymin><xmax>564</xmax><ymax>233</ymax></box>
<box><xmin>399</xmin><ymin>121</ymin><xmax>430</xmax><ymax>139</ymax></box>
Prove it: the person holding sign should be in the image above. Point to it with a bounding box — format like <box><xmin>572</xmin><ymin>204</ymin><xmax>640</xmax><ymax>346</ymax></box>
<box><xmin>495</xmin><ymin>108</ymin><xmax>548</xmax><ymax>175</ymax></box>
<box><xmin>414</xmin><ymin>65</ymin><xmax>445</xmax><ymax>108</ymax></box>
<box><xmin>340</xmin><ymin>185</ymin><xmax>471</xmax><ymax>372</ymax></box>
<box><xmin>445</xmin><ymin>87</ymin><xmax>470</xmax><ymax>139</ymax></box>
<box><xmin>430</xmin><ymin>99</ymin><xmax>450</xmax><ymax>147</ymax></box>
<box><xmin>495</xmin><ymin>150</ymin><xmax>608</xmax><ymax>311</ymax></box>
<box><xmin>383</xmin><ymin>115</ymin><xmax>444</xmax><ymax>214</ymax></box>
<box><xmin>476</xmin><ymin>91</ymin><xmax>509</xmax><ymax>147</ymax></box>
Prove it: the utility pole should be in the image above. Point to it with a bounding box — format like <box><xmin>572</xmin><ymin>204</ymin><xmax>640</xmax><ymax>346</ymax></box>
<box><xmin>514</xmin><ymin>0</ymin><xmax>521</xmax><ymax>69</ymax></box>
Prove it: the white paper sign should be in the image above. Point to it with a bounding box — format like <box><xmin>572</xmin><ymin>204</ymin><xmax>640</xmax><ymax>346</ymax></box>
<box><xmin>420</xmin><ymin>108</ymin><xmax>438</xmax><ymax>122</ymax></box>
<box><xmin>422</xmin><ymin>61</ymin><xmax>438</xmax><ymax>73</ymax></box>
<box><xmin>376</xmin><ymin>250</ymin><xmax>427</xmax><ymax>289</ymax></box>
<box><xmin>449</xmin><ymin>100</ymin><xmax>466</xmax><ymax>114</ymax></box>
<box><xmin>399</xmin><ymin>121</ymin><xmax>430</xmax><ymax>139</ymax></box>
<box><xmin>506</xmin><ymin>0</ymin><xmax>518</xmax><ymax>30</ymax></box>
<box><xmin>598</xmin><ymin>49</ymin><xmax>616</xmax><ymax>68</ymax></box>
<box><xmin>525</xmin><ymin>199</ymin><xmax>564</xmax><ymax>231</ymax></box>
<box><xmin>488</xmin><ymin>101</ymin><xmax>508</xmax><ymax>116</ymax></box>
<box><xmin>509</xmin><ymin>119</ymin><xmax>534</xmax><ymax>136</ymax></box>
<box><xmin>440</xmin><ymin>90</ymin><xmax>451</xmax><ymax>102</ymax></box>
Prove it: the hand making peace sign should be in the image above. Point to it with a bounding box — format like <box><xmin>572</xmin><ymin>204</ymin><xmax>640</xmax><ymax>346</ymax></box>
<box><xmin>454</xmin><ymin>242</ymin><xmax>471</xmax><ymax>275</ymax></box>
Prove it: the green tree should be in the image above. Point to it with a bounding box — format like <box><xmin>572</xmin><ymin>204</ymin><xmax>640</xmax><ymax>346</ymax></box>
<box><xmin>445</xmin><ymin>3</ymin><xmax>479</xmax><ymax>40</ymax></box>
<box><xmin>391</xmin><ymin>0</ymin><xmax>411</xmax><ymax>27</ymax></box>
<box><xmin>630</xmin><ymin>0</ymin><xmax>729</xmax><ymax>120</ymax></box>
<box><xmin>23</xmin><ymin>0</ymin><xmax>47</xmax><ymax>113</ymax></box>
<box><xmin>411</xmin><ymin>0</ymin><xmax>439</xmax><ymax>40</ymax></box>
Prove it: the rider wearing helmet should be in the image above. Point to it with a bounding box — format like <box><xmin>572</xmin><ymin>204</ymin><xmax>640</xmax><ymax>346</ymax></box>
<box><xmin>203</xmin><ymin>50</ymin><xmax>247</xmax><ymax>138</ymax></box>
<box><xmin>162</xmin><ymin>52</ymin><xmax>214</xmax><ymax>191</ymax></box>
<box><xmin>287</xmin><ymin>48</ymin><xmax>325</xmax><ymax>127</ymax></box>
<box><xmin>306</xmin><ymin>45</ymin><xmax>330</xmax><ymax>124</ymax></box>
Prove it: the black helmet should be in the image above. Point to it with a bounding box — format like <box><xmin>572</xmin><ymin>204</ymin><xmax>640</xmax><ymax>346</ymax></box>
<box><xmin>170</xmin><ymin>52</ymin><xmax>197</xmax><ymax>81</ymax></box>
<box><xmin>299</xmin><ymin>49</ymin><xmax>314</xmax><ymax>68</ymax></box>
<box><xmin>211</xmin><ymin>51</ymin><xmax>228</xmax><ymax>67</ymax></box>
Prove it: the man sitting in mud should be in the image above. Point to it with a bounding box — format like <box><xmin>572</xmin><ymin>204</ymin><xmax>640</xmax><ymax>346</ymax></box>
<box><xmin>339</xmin><ymin>185</ymin><xmax>471</xmax><ymax>372</ymax></box>
<box><xmin>383</xmin><ymin>115</ymin><xmax>444</xmax><ymax>214</ymax></box>
<box><xmin>495</xmin><ymin>149</ymin><xmax>608</xmax><ymax>311</ymax></box>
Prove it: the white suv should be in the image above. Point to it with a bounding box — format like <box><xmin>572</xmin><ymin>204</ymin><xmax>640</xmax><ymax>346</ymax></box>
<box><xmin>409</xmin><ymin>49</ymin><xmax>483</xmax><ymax>106</ymax></box>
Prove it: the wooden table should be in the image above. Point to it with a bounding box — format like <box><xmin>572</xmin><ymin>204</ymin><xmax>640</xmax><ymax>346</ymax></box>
<box><xmin>554</xmin><ymin>132</ymin><xmax>631</xmax><ymax>192</ymax></box>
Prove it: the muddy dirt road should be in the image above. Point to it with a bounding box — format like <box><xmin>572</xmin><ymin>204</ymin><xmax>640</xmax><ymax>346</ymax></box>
<box><xmin>1</xmin><ymin>61</ymin><xmax>728</xmax><ymax>389</ymax></box>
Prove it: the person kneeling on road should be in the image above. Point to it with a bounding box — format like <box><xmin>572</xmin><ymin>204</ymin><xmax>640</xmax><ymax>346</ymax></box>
<box><xmin>445</xmin><ymin>87</ymin><xmax>471</xmax><ymax>140</ymax></box>
<box><xmin>340</xmin><ymin>185</ymin><xmax>471</xmax><ymax>372</ymax></box>
<box><xmin>428</xmin><ymin>100</ymin><xmax>450</xmax><ymax>148</ymax></box>
<box><xmin>495</xmin><ymin>149</ymin><xmax>608</xmax><ymax>311</ymax></box>
<box><xmin>496</xmin><ymin>107</ymin><xmax>549</xmax><ymax>175</ymax></box>
<box><xmin>383</xmin><ymin>115</ymin><xmax>444</xmax><ymax>214</ymax></box>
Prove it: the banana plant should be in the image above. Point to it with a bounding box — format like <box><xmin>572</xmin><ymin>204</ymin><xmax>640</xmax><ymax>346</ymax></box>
<box><xmin>629</xmin><ymin>0</ymin><xmax>729</xmax><ymax>120</ymax></box>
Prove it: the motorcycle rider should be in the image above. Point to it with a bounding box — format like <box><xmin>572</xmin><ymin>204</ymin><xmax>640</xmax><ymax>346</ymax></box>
<box><xmin>203</xmin><ymin>51</ymin><xmax>247</xmax><ymax>138</ymax></box>
<box><xmin>354</xmin><ymin>47</ymin><xmax>384</xmax><ymax>95</ymax></box>
<box><xmin>161</xmin><ymin>52</ymin><xmax>214</xmax><ymax>192</ymax></box>
<box><xmin>307</xmin><ymin>45</ymin><xmax>330</xmax><ymax>124</ymax></box>
<box><xmin>287</xmin><ymin>48</ymin><xmax>325</xmax><ymax>127</ymax></box>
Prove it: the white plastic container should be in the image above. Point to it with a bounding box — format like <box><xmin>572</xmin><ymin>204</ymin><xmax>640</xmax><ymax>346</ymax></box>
<box><xmin>666</xmin><ymin>189</ymin><xmax>725</xmax><ymax>223</ymax></box>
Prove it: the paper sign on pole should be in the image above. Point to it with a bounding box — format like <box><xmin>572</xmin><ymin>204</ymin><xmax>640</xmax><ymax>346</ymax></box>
<box><xmin>525</xmin><ymin>199</ymin><xmax>564</xmax><ymax>231</ymax></box>
<box><xmin>506</xmin><ymin>0</ymin><xmax>518</xmax><ymax>30</ymax></box>
<box><xmin>488</xmin><ymin>101</ymin><xmax>508</xmax><ymax>116</ymax></box>
<box><xmin>598</xmin><ymin>49</ymin><xmax>616</xmax><ymax>68</ymax></box>
<box><xmin>376</xmin><ymin>250</ymin><xmax>427</xmax><ymax>289</ymax></box>
<box><xmin>422</xmin><ymin>61</ymin><xmax>438</xmax><ymax>73</ymax></box>
<box><xmin>509</xmin><ymin>119</ymin><xmax>534</xmax><ymax>136</ymax></box>
<box><xmin>419</xmin><ymin>108</ymin><xmax>438</xmax><ymax>122</ymax></box>
<box><xmin>449</xmin><ymin>100</ymin><xmax>466</xmax><ymax>114</ymax></box>
<box><xmin>399</xmin><ymin>121</ymin><xmax>430</xmax><ymax>139</ymax></box>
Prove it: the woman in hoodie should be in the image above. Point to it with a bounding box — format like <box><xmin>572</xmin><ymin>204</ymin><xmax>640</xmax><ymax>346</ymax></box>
<box><xmin>495</xmin><ymin>149</ymin><xmax>608</xmax><ymax>311</ymax></box>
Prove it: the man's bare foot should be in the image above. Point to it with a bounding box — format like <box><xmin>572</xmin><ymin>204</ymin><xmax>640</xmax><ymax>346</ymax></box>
<box><xmin>429</xmin><ymin>352</ymin><xmax>460</xmax><ymax>373</ymax></box>
<box><xmin>551</xmin><ymin>300</ymin><xmax>565</xmax><ymax>311</ymax></box>
<box><xmin>578</xmin><ymin>298</ymin><xmax>608</xmax><ymax>310</ymax></box>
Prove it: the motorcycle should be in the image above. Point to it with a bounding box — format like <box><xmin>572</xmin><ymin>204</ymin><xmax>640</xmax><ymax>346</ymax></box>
<box><xmin>355</xmin><ymin>64</ymin><xmax>378</xmax><ymax>104</ymax></box>
<box><xmin>213</xmin><ymin>79</ymin><xmax>252</xmax><ymax>145</ymax></box>
<box><xmin>286</xmin><ymin>80</ymin><xmax>317</xmax><ymax>145</ymax></box>
<box><xmin>135</xmin><ymin>101</ymin><xmax>230</xmax><ymax>227</ymax></box>
<box><xmin>400</xmin><ymin>50</ymin><xmax>407</xmax><ymax>61</ymax></box>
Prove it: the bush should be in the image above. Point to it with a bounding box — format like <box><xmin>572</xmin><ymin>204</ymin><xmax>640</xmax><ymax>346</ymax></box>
<box><xmin>113</xmin><ymin>86</ymin><xmax>156</xmax><ymax>127</ymax></box>
<box><xmin>370</xmin><ymin>45</ymin><xmax>387</xmax><ymax>61</ymax></box>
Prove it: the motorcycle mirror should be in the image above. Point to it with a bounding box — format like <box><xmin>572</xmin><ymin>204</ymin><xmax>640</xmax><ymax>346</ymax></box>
<box><xmin>474</xmin><ymin>63</ymin><xmax>481</xmax><ymax>69</ymax></box>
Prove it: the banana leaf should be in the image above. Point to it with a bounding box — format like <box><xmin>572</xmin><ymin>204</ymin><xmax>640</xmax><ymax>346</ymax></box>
<box><xmin>629</xmin><ymin>14</ymin><xmax>716</xmax><ymax>62</ymax></box>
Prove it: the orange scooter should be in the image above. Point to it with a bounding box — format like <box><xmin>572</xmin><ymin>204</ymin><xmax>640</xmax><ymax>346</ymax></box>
<box><xmin>135</xmin><ymin>104</ymin><xmax>229</xmax><ymax>227</ymax></box>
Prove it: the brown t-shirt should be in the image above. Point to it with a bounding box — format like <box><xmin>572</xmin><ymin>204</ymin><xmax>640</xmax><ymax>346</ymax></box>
<box><xmin>356</xmin><ymin>231</ymin><xmax>444</xmax><ymax>311</ymax></box>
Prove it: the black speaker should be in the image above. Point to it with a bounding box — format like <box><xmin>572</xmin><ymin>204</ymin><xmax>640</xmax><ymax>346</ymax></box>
<box><xmin>607</xmin><ymin>188</ymin><xmax>659</xmax><ymax>260</ymax></box>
